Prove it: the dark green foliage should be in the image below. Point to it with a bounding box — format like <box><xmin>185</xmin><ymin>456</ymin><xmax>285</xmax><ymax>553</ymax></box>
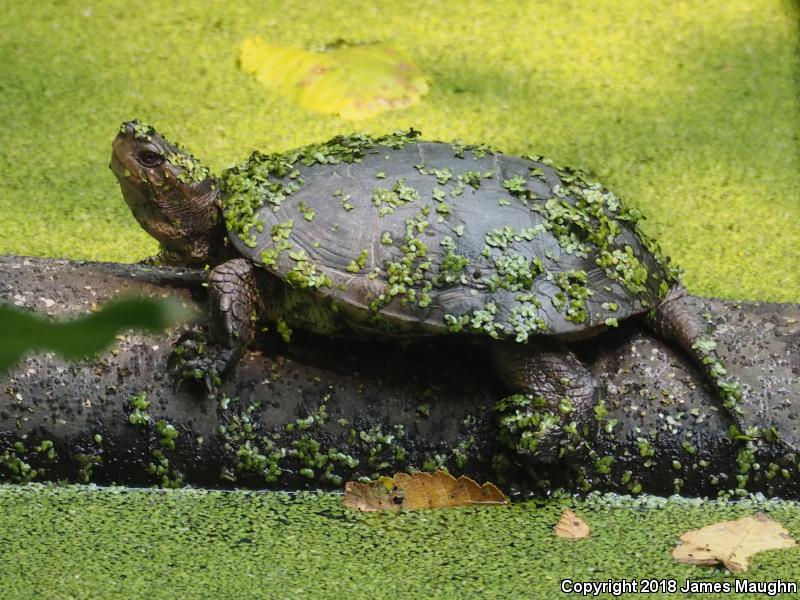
<box><xmin>0</xmin><ymin>297</ymin><xmax>194</xmax><ymax>373</ymax></box>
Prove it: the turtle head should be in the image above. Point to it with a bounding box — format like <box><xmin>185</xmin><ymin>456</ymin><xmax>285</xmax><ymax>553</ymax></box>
<box><xmin>110</xmin><ymin>120</ymin><xmax>224</xmax><ymax>265</ymax></box>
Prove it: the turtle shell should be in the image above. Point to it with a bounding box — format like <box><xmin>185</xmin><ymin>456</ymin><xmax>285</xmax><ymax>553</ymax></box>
<box><xmin>220</xmin><ymin>132</ymin><xmax>679</xmax><ymax>342</ymax></box>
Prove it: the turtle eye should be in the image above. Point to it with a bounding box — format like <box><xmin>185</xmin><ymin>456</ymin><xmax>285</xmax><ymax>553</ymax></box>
<box><xmin>137</xmin><ymin>149</ymin><xmax>165</xmax><ymax>168</ymax></box>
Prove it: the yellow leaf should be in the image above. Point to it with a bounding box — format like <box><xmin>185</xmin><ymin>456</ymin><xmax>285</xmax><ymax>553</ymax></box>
<box><xmin>672</xmin><ymin>513</ymin><xmax>797</xmax><ymax>573</ymax></box>
<box><xmin>343</xmin><ymin>471</ymin><xmax>508</xmax><ymax>512</ymax></box>
<box><xmin>239</xmin><ymin>37</ymin><xmax>429</xmax><ymax>120</ymax></box>
<box><xmin>554</xmin><ymin>509</ymin><xmax>591</xmax><ymax>540</ymax></box>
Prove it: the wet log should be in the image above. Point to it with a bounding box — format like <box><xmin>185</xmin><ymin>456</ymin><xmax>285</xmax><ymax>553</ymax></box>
<box><xmin>0</xmin><ymin>255</ymin><xmax>798</xmax><ymax>498</ymax></box>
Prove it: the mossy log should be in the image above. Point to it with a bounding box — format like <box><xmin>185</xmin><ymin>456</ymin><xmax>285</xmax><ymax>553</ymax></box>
<box><xmin>1</xmin><ymin>255</ymin><xmax>798</xmax><ymax>499</ymax></box>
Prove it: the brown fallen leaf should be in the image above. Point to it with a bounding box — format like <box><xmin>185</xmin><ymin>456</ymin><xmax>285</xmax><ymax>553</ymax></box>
<box><xmin>673</xmin><ymin>513</ymin><xmax>797</xmax><ymax>573</ymax></box>
<box><xmin>343</xmin><ymin>471</ymin><xmax>508</xmax><ymax>512</ymax></box>
<box><xmin>554</xmin><ymin>509</ymin><xmax>591</xmax><ymax>539</ymax></box>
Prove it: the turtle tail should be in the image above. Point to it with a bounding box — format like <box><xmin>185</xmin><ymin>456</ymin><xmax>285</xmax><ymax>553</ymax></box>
<box><xmin>648</xmin><ymin>285</ymin><xmax>745</xmax><ymax>426</ymax></box>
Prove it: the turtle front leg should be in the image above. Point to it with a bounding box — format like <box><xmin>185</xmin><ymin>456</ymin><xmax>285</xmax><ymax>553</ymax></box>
<box><xmin>491</xmin><ymin>341</ymin><xmax>597</xmax><ymax>464</ymax></box>
<box><xmin>176</xmin><ymin>258</ymin><xmax>263</xmax><ymax>389</ymax></box>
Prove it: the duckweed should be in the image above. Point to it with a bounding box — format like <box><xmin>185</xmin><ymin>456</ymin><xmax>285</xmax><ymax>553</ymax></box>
<box><xmin>166</xmin><ymin>150</ymin><xmax>210</xmax><ymax>184</ymax></box>
<box><xmin>1</xmin><ymin>486</ymin><xmax>797</xmax><ymax>599</ymax></box>
<box><xmin>127</xmin><ymin>391</ymin><xmax>151</xmax><ymax>426</ymax></box>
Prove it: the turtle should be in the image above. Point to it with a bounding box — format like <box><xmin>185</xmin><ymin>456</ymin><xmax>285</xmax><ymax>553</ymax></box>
<box><xmin>110</xmin><ymin>120</ymin><xmax>744</xmax><ymax>462</ymax></box>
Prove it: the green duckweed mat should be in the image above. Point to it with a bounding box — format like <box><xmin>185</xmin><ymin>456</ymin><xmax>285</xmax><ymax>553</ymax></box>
<box><xmin>1</xmin><ymin>0</ymin><xmax>798</xmax><ymax>302</ymax></box>
<box><xmin>2</xmin><ymin>1</ymin><xmax>800</xmax><ymax>598</ymax></box>
<box><xmin>0</xmin><ymin>486</ymin><xmax>798</xmax><ymax>599</ymax></box>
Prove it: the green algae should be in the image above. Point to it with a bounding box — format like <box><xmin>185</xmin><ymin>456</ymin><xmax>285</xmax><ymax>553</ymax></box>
<box><xmin>0</xmin><ymin>485</ymin><xmax>799</xmax><ymax>599</ymax></box>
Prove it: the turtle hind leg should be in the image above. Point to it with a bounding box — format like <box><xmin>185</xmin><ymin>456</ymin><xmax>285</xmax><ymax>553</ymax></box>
<box><xmin>648</xmin><ymin>285</ymin><xmax>744</xmax><ymax>423</ymax></box>
<box><xmin>490</xmin><ymin>341</ymin><xmax>598</xmax><ymax>464</ymax></box>
<box><xmin>175</xmin><ymin>258</ymin><xmax>263</xmax><ymax>389</ymax></box>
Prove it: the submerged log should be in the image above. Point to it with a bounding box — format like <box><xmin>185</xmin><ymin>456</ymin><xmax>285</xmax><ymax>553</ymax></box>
<box><xmin>0</xmin><ymin>255</ymin><xmax>798</xmax><ymax>498</ymax></box>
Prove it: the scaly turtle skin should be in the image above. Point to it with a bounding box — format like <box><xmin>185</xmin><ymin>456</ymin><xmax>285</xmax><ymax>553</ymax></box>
<box><xmin>110</xmin><ymin>121</ymin><xmax>744</xmax><ymax>463</ymax></box>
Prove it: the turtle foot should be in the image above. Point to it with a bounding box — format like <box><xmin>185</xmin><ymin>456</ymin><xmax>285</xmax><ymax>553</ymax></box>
<box><xmin>524</xmin><ymin>428</ymin><xmax>565</xmax><ymax>465</ymax></box>
<box><xmin>169</xmin><ymin>331</ymin><xmax>239</xmax><ymax>393</ymax></box>
<box><xmin>179</xmin><ymin>355</ymin><xmax>226</xmax><ymax>392</ymax></box>
<box><xmin>491</xmin><ymin>342</ymin><xmax>598</xmax><ymax>467</ymax></box>
<box><xmin>495</xmin><ymin>393</ymin><xmax>582</xmax><ymax>465</ymax></box>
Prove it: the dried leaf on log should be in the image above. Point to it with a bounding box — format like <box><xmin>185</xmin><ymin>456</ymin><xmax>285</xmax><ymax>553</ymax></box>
<box><xmin>343</xmin><ymin>471</ymin><xmax>508</xmax><ymax>512</ymax></box>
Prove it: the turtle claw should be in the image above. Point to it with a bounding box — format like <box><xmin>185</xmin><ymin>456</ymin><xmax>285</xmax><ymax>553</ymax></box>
<box><xmin>527</xmin><ymin>432</ymin><xmax>562</xmax><ymax>465</ymax></box>
<box><xmin>168</xmin><ymin>331</ymin><xmax>205</xmax><ymax>369</ymax></box>
<box><xmin>137</xmin><ymin>255</ymin><xmax>160</xmax><ymax>266</ymax></box>
<box><xmin>517</xmin><ymin>424</ymin><xmax>566</xmax><ymax>465</ymax></box>
<box><xmin>179</xmin><ymin>356</ymin><xmax>226</xmax><ymax>393</ymax></box>
<box><xmin>168</xmin><ymin>331</ymin><xmax>239</xmax><ymax>393</ymax></box>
